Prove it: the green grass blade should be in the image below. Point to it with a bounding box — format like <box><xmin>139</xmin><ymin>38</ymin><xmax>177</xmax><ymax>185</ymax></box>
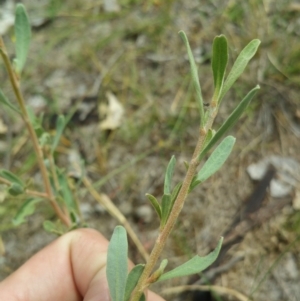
<box><xmin>199</xmin><ymin>85</ymin><xmax>260</xmax><ymax>160</ymax></box>
<box><xmin>107</xmin><ymin>226</ymin><xmax>128</xmax><ymax>301</ymax></box>
<box><xmin>158</xmin><ymin>237</ymin><xmax>223</xmax><ymax>282</ymax></box>
<box><xmin>179</xmin><ymin>31</ymin><xmax>204</xmax><ymax>125</ymax></box>
<box><xmin>14</xmin><ymin>4</ymin><xmax>31</xmax><ymax>74</ymax></box>
<box><xmin>211</xmin><ymin>35</ymin><xmax>228</xmax><ymax>103</ymax></box>
<box><xmin>146</xmin><ymin>194</ymin><xmax>161</xmax><ymax>219</ymax></box>
<box><xmin>164</xmin><ymin>155</ymin><xmax>176</xmax><ymax>195</ymax></box>
<box><xmin>191</xmin><ymin>136</ymin><xmax>235</xmax><ymax>191</ymax></box>
<box><xmin>124</xmin><ymin>264</ymin><xmax>145</xmax><ymax>301</ymax></box>
<box><xmin>220</xmin><ymin>39</ymin><xmax>261</xmax><ymax>101</ymax></box>
<box><xmin>0</xmin><ymin>89</ymin><xmax>20</xmax><ymax>113</ymax></box>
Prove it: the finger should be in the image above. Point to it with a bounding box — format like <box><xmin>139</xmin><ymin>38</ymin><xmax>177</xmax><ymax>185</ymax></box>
<box><xmin>0</xmin><ymin>228</ymin><xmax>108</xmax><ymax>301</ymax></box>
<box><xmin>0</xmin><ymin>228</ymin><xmax>165</xmax><ymax>301</ymax></box>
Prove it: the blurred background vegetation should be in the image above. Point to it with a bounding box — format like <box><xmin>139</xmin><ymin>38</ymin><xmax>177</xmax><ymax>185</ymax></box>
<box><xmin>0</xmin><ymin>0</ymin><xmax>300</xmax><ymax>300</ymax></box>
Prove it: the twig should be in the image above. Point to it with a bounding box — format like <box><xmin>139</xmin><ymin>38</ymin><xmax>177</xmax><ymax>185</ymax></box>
<box><xmin>82</xmin><ymin>176</ymin><xmax>149</xmax><ymax>262</ymax></box>
<box><xmin>131</xmin><ymin>105</ymin><xmax>219</xmax><ymax>300</ymax></box>
<box><xmin>0</xmin><ymin>37</ymin><xmax>70</xmax><ymax>227</ymax></box>
<box><xmin>161</xmin><ymin>284</ymin><xmax>250</xmax><ymax>301</ymax></box>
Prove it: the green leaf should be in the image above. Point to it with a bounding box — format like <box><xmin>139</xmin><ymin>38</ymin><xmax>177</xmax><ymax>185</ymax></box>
<box><xmin>57</xmin><ymin>173</ymin><xmax>77</xmax><ymax>213</ymax></box>
<box><xmin>13</xmin><ymin>198</ymin><xmax>41</xmax><ymax>226</ymax></box>
<box><xmin>14</xmin><ymin>4</ymin><xmax>31</xmax><ymax>74</ymax></box>
<box><xmin>0</xmin><ymin>89</ymin><xmax>20</xmax><ymax>113</ymax></box>
<box><xmin>124</xmin><ymin>264</ymin><xmax>145</xmax><ymax>301</ymax></box>
<box><xmin>211</xmin><ymin>35</ymin><xmax>228</xmax><ymax>103</ymax></box>
<box><xmin>160</xmin><ymin>194</ymin><xmax>171</xmax><ymax>228</ymax></box>
<box><xmin>171</xmin><ymin>182</ymin><xmax>182</xmax><ymax>202</ymax></box>
<box><xmin>220</xmin><ymin>39</ymin><xmax>261</xmax><ymax>101</ymax></box>
<box><xmin>51</xmin><ymin>115</ymin><xmax>66</xmax><ymax>153</ymax></box>
<box><xmin>8</xmin><ymin>183</ymin><xmax>24</xmax><ymax>196</ymax></box>
<box><xmin>26</xmin><ymin>106</ymin><xmax>44</xmax><ymax>137</ymax></box>
<box><xmin>191</xmin><ymin>136</ymin><xmax>235</xmax><ymax>191</ymax></box>
<box><xmin>179</xmin><ymin>30</ymin><xmax>204</xmax><ymax>125</ymax></box>
<box><xmin>158</xmin><ymin>237</ymin><xmax>223</xmax><ymax>282</ymax></box>
<box><xmin>146</xmin><ymin>194</ymin><xmax>161</xmax><ymax>219</ymax></box>
<box><xmin>199</xmin><ymin>85</ymin><xmax>260</xmax><ymax>160</ymax></box>
<box><xmin>203</xmin><ymin>129</ymin><xmax>215</xmax><ymax>149</ymax></box>
<box><xmin>43</xmin><ymin>220</ymin><xmax>64</xmax><ymax>235</ymax></box>
<box><xmin>164</xmin><ymin>155</ymin><xmax>176</xmax><ymax>195</ymax></box>
<box><xmin>148</xmin><ymin>259</ymin><xmax>168</xmax><ymax>283</ymax></box>
<box><xmin>107</xmin><ymin>226</ymin><xmax>128</xmax><ymax>301</ymax></box>
<box><xmin>0</xmin><ymin>169</ymin><xmax>24</xmax><ymax>186</ymax></box>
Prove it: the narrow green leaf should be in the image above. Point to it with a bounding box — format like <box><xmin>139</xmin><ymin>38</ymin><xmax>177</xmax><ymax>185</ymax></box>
<box><xmin>124</xmin><ymin>264</ymin><xmax>145</xmax><ymax>301</ymax></box>
<box><xmin>43</xmin><ymin>220</ymin><xmax>64</xmax><ymax>235</ymax></box>
<box><xmin>8</xmin><ymin>183</ymin><xmax>24</xmax><ymax>196</ymax></box>
<box><xmin>0</xmin><ymin>169</ymin><xmax>24</xmax><ymax>186</ymax></box>
<box><xmin>14</xmin><ymin>4</ymin><xmax>31</xmax><ymax>74</ymax></box>
<box><xmin>160</xmin><ymin>194</ymin><xmax>171</xmax><ymax>228</ymax></box>
<box><xmin>203</xmin><ymin>129</ymin><xmax>215</xmax><ymax>149</ymax></box>
<box><xmin>13</xmin><ymin>198</ymin><xmax>41</xmax><ymax>225</ymax></box>
<box><xmin>51</xmin><ymin>115</ymin><xmax>66</xmax><ymax>153</ymax></box>
<box><xmin>179</xmin><ymin>30</ymin><xmax>204</xmax><ymax>125</ymax></box>
<box><xmin>191</xmin><ymin>136</ymin><xmax>235</xmax><ymax>191</ymax></box>
<box><xmin>164</xmin><ymin>155</ymin><xmax>176</xmax><ymax>195</ymax></box>
<box><xmin>107</xmin><ymin>226</ymin><xmax>128</xmax><ymax>301</ymax></box>
<box><xmin>26</xmin><ymin>106</ymin><xmax>44</xmax><ymax>137</ymax></box>
<box><xmin>0</xmin><ymin>89</ymin><xmax>20</xmax><ymax>113</ymax></box>
<box><xmin>170</xmin><ymin>182</ymin><xmax>182</xmax><ymax>206</ymax></box>
<box><xmin>149</xmin><ymin>259</ymin><xmax>168</xmax><ymax>283</ymax></box>
<box><xmin>57</xmin><ymin>173</ymin><xmax>77</xmax><ymax>213</ymax></box>
<box><xmin>158</xmin><ymin>237</ymin><xmax>223</xmax><ymax>282</ymax></box>
<box><xmin>146</xmin><ymin>194</ymin><xmax>161</xmax><ymax>219</ymax></box>
<box><xmin>220</xmin><ymin>39</ymin><xmax>261</xmax><ymax>101</ymax></box>
<box><xmin>199</xmin><ymin>86</ymin><xmax>260</xmax><ymax>160</ymax></box>
<box><xmin>211</xmin><ymin>35</ymin><xmax>228</xmax><ymax>103</ymax></box>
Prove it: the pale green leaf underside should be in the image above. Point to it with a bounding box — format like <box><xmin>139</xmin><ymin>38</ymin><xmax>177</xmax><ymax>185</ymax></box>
<box><xmin>158</xmin><ymin>237</ymin><xmax>223</xmax><ymax>282</ymax></box>
<box><xmin>220</xmin><ymin>39</ymin><xmax>261</xmax><ymax>101</ymax></box>
<box><xmin>107</xmin><ymin>226</ymin><xmax>128</xmax><ymax>301</ymax></box>
<box><xmin>179</xmin><ymin>30</ymin><xmax>204</xmax><ymax>124</ymax></box>
<box><xmin>212</xmin><ymin>35</ymin><xmax>228</xmax><ymax>102</ymax></box>
<box><xmin>164</xmin><ymin>155</ymin><xmax>176</xmax><ymax>195</ymax></box>
<box><xmin>199</xmin><ymin>85</ymin><xmax>260</xmax><ymax>160</ymax></box>
<box><xmin>124</xmin><ymin>264</ymin><xmax>145</xmax><ymax>301</ymax></box>
<box><xmin>191</xmin><ymin>136</ymin><xmax>235</xmax><ymax>190</ymax></box>
<box><xmin>14</xmin><ymin>4</ymin><xmax>31</xmax><ymax>74</ymax></box>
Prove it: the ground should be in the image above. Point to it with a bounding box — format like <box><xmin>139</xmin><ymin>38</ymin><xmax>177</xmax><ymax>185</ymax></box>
<box><xmin>0</xmin><ymin>0</ymin><xmax>300</xmax><ymax>300</ymax></box>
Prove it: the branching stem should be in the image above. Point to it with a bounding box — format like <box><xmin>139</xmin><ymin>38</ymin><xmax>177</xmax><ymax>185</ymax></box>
<box><xmin>0</xmin><ymin>37</ymin><xmax>70</xmax><ymax>227</ymax></box>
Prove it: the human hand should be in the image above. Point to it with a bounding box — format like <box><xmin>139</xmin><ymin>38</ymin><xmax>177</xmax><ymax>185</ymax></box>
<box><xmin>0</xmin><ymin>228</ymin><xmax>165</xmax><ymax>301</ymax></box>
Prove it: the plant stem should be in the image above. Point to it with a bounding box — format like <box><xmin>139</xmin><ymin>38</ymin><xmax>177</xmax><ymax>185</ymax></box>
<box><xmin>131</xmin><ymin>101</ymin><xmax>220</xmax><ymax>300</ymax></box>
<box><xmin>0</xmin><ymin>37</ymin><xmax>70</xmax><ymax>227</ymax></box>
<box><xmin>130</xmin><ymin>127</ymin><xmax>207</xmax><ymax>301</ymax></box>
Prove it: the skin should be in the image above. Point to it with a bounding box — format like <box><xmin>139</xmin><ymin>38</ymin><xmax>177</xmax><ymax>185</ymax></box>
<box><xmin>0</xmin><ymin>228</ymin><xmax>165</xmax><ymax>301</ymax></box>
